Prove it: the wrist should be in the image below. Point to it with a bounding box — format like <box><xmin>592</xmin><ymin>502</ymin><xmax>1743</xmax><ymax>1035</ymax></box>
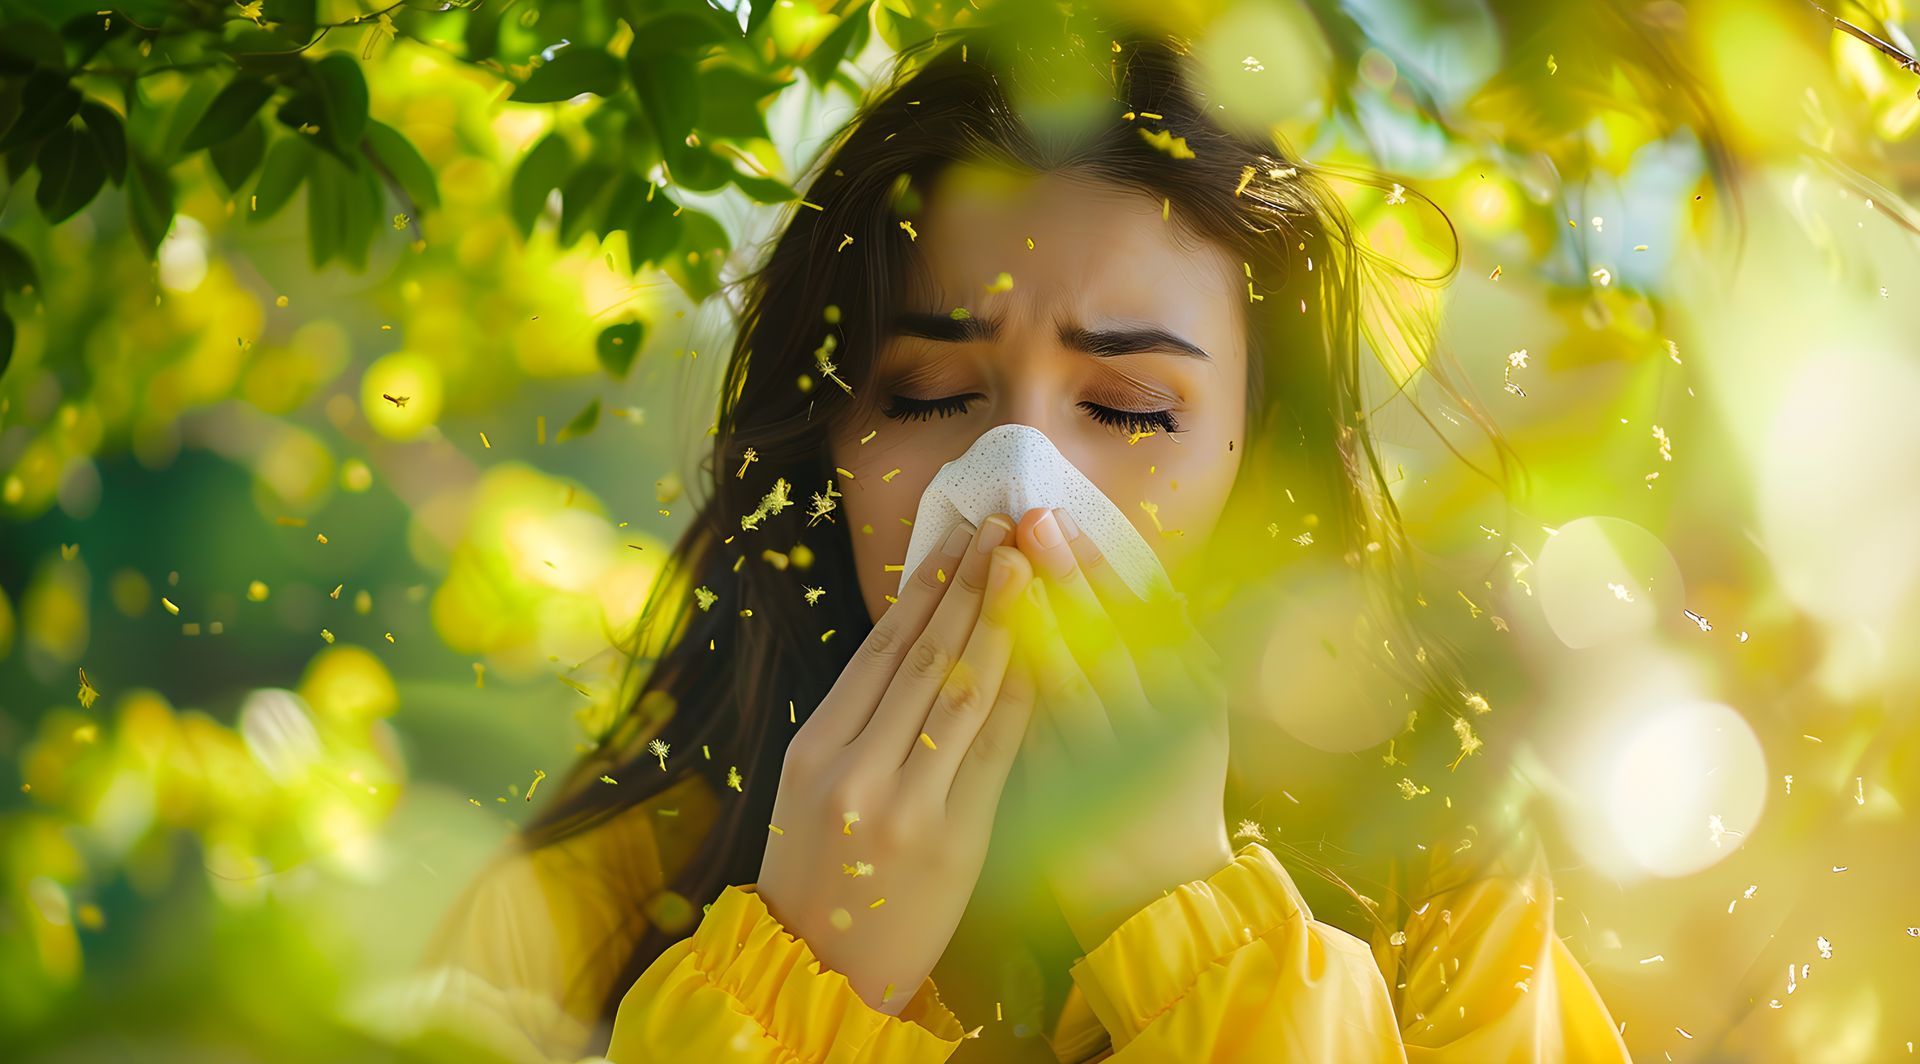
<box><xmin>757</xmin><ymin>893</ymin><xmax>925</xmax><ymax>1018</ymax></box>
<box><xmin>1053</xmin><ymin>832</ymin><xmax>1236</xmax><ymax>952</ymax></box>
<box><xmin>826</xmin><ymin>949</ymin><xmax>937</xmax><ymax>1016</ymax></box>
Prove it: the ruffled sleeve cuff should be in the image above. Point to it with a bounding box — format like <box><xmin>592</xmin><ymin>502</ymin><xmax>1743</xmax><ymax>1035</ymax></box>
<box><xmin>1068</xmin><ymin>842</ymin><xmax>1300</xmax><ymax>1044</ymax></box>
<box><xmin>690</xmin><ymin>885</ymin><xmax>967</xmax><ymax>1061</ymax></box>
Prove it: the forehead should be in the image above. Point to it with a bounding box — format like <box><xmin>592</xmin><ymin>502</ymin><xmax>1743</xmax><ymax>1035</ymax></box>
<box><xmin>908</xmin><ymin>166</ymin><xmax>1244</xmax><ymax>351</ymax></box>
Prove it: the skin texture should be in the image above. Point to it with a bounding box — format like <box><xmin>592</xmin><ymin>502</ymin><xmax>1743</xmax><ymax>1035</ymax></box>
<box><xmin>828</xmin><ymin>167</ymin><xmax>1248</xmax><ymax>622</ymax></box>
<box><xmin>1006</xmin><ymin>506</ymin><xmax>1234</xmax><ymax>953</ymax></box>
<box><xmin>758</xmin><ymin>517</ymin><xmax>1039</xmax><ymax>1015</ymax></box>
<box><xmin>761</xmin><ymin>170</ymin><xmax>1247</xmax><ymax>1013</ymax></box>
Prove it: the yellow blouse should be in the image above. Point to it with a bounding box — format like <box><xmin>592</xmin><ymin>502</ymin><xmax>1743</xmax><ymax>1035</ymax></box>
<box><xmin>380</xmin><ymin>769</ymin><xmax>1631</xmax><ymax>1063</ymax></box>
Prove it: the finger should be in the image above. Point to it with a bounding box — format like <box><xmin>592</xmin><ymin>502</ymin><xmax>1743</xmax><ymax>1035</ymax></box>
<box><xmin>1136</xmin><ymin>642</ymin><xmax>1225</xmax><ymax>739</ymax></box>
<box><xmin>1056</xmin><ymin>507</ymin><xmax>1174</xmax><ymax>613</ymax></box>
<box><xmin>803</xmin><ymin>518</ymin><xmax>976</xmax><ymax>748</ymax></box>
<box><xmin>1019</xmin><ymin>577</ymin><xmax>1115</xmax><ymax>757</ymax></box>
<box><xmin>1014</xmin><ymin>508</ymin><xmax>1152</xmax><ymax>733</ymax></box>
<box><xmin>1013</xmin><ymin>642</ymin><xmax>1066</xmax><ymax>775</ymax></box>
<box><xmin>1000</xmin><ymin>654</ymin><xmax>1056</xmax><ymax>837</ymax></box>
<box><xmin>904</xmin><ymin>545</ymin><xmax>1031</xmax><ymax>787</ymax></box>
<box><xmin>946</xmin><ymin>625</ymin><xmax>1040</xmax><ymax>816</ymax></box>
<box><xmin>854</xmin><ymin>513</ymin><xmax>1016</xmax><ymax>765</ymax></box>
<box><xmin>1058</xmin><ymin>512</ymin><xmax>1217</xmax><ymax>669</ymax></box>
<box><xmin>1006</xmin><ymin>636</ymin><xmax>1067</xmax><ymax>776</ymax></box>
<box><xmin>1044</xmin><ymin>513</ymin><xmax>1225</xmax><ymax>747</ymax></box>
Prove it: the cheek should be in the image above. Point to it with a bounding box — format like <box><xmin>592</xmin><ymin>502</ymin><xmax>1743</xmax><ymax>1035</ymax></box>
<box><xmin>1158</xmin><ymin>446</ymin><xmax>1241</xmax><ymax>544</ymax></box>
<box><xmin>1096</xmin><ymin>419</ymin><xmax>1243</xmax><ymax>565</ymax></box>
<box><xmin>831</xmin><ymin>429</ymin><xmax>945</xmax><ymax>623</ymax></box>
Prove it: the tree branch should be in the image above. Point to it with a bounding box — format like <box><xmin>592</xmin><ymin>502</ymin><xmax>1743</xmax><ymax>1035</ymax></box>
<box><xmin>1805</xmin><ymin>1</ymin><xmax>1920</xmax><ymax>78</ymax></box>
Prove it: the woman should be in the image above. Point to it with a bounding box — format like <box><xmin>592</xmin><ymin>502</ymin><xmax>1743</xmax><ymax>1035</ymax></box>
<box><xmin>408</xmin><ymin>19</ymin><xmax>1631</xmax><ymax>1064</ymax></box>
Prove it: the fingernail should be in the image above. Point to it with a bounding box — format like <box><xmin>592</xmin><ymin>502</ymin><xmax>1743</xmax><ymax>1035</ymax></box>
<box><xmin>986</xmin><ymin>546</ymin><xmax>1023</xmax><ymax>600</ymax></box>
<box><xmin>986</xmin><ymin>553</ymin><xmax>1011</xmax><ymax>595</ymax></box>
<box><xmin>941</xmin><ymin>522</ymin><xmax>975</xmax><ymax>558</ymax></box>
<box><xmin>1033</xmin><ymin>510</ymin><xmax>1063</xmax><ymax>549</ymax></box>
<box><xmin>1054</xmin><ymin>508</ymin><xmax>1080</xmax><ymax>540</ymax></box>
<box><xmin>977</xmin><ymin>513</ymin><xmax>1014</xmax><ymax>554</ymax></box>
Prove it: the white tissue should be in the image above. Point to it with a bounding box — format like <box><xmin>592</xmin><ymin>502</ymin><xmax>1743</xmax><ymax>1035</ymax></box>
<box><xmin>896</xmin><ymin>423</ymin><xmax>1169</xmax><ymax>601</ymax></box>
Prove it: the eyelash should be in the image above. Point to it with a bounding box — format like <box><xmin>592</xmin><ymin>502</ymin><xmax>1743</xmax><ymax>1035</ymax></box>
<box><xmin>879</xmin><ymin>393</ymin><xmax>1182</xmax><ymax>434</ymax></box>
<box><xmin>880</xmin><ymin>393</ymin><xmax>984</xmax><ymax>421</ymax></box>
<box><xmin>1079</xmin><ymin>401</ymin><xmax>1181</xmax><ymax>435</ymax></box>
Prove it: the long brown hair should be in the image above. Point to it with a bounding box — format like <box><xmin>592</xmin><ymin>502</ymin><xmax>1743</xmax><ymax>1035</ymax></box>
<box><xmin>523</xmin><ymin>10</ymin><xmax>1514</xmax><ymax>1032</ymax></box>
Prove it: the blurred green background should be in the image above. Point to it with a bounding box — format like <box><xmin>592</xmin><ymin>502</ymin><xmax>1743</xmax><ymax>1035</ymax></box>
<box><xmin>3</xmin><ymin>0</ymin><xmax>1919</xmax><ymax>1061</ymax></box>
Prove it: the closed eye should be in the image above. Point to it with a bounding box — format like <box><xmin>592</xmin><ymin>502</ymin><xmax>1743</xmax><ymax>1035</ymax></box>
<box><xmin>881</xmin><ymin>393</ymin><xmax>1181</xmax><ymax>435</ymax></box>
<box><xmin>1080</xmin><ymin>402</ymin><xmax>1180</xmax><ymax>435</ymax></box>
<box><xmin>881</xmin><ymin>393</ymin><xmax>985</xmax><ymax>421</ymax></box>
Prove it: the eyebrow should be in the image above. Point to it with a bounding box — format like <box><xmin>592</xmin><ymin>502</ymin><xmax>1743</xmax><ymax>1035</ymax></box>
<box><xmin>888</xmin><ymin>311</ymin><xmax>1212</xmax><ymax>361</ymax></box>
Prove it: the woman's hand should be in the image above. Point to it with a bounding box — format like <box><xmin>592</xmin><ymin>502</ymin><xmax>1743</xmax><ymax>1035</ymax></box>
<box><xmin>1008</xmin><ymin>507</ymin><xmax>1234</xmax><ymax>953</ymax></box>
<box><xmin>757</xmin><ymin>514</ymin><xmax>1036</xmax><ymax>1015</ymax></box>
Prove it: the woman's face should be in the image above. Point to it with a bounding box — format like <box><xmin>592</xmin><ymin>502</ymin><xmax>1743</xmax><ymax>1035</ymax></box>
<box><xmin>829</xmin><ymin>168</ymin><xmax>1249</xmax><ymax>623</ymax></box>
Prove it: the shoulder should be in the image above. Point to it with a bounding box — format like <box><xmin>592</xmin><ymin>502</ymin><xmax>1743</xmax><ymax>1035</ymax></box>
<box><xmin>1363</xmin><ymin>829</ymin><xmax>1630</xmax><ymax>1059</ymax></box>
<box><xmin>417</xmin><ymin>770</ymin><xmax>725</xmax><ymax>1040</ymax></box>
<box><xmin>1410</xmin><ymin>820</ymin><xmax>1552</xmax><ymax>908</ymax></box>
<box><xmin>1366</xmin><ymin>822</ymin><xmax>1565</xmax><ymax>974</ymax></box>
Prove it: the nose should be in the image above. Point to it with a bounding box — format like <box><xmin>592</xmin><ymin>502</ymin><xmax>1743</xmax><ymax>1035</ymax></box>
<box><xmin>982</xmin><ymin>395</ymin><xmax>1101</xmax><ymax>504</ymax></box>
<box><xmin>992</xmin><ymin>386</ymin><xmax>1057</xmax><ymax>443</ymax></box>
<box><xmin>988</xmin><ymin>326</ymin><xmax>1066</xmax><ymax>438</ymax></box>
<box><xmin>974</xmin><ymin>313</ymin><xmax>1103</xmax><ymax>475</ymax></box>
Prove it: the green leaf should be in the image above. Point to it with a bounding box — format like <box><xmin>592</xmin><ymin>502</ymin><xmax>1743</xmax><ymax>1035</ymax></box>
<box><xmin>597</xmin><ymin>321</ymin><xmax>644</xmax><ymax>378</ymax></box>
<box><xmin>730</xmin><ymin>169</ymin><xmax>798</xmax><ymax>204</ymax></box>
<box><xmin>0</xmin><ymin>311</ymin><xmax>12</xmax><ymax>381</ymax></box>
<box><xmin>623</xmin><ymin>184</ymin><xmax>684</xmax><ymax>267</ymax></box>
<box><xmin>745</xmin><ymin>0</ymin><xmax>776</xmax><ymax>36</ymax></box>
<box><xmin>306</xmin><ymin>149</ymin><xmax>350</xmax><ymax>268</ymax></box>
<box><xmin>613</xmin><ymin>95</ymin><xmax>664</xmax><ymax>173</ymax></box>
<box><xmin>558</xmin><ymin>162</ymin><xmax>616</xmax><ymax>247</ymax></box>
<box><xmin>342</xmin><ymin>153</ymin><xmax>385</xmax><ymax>270</ymax></box>
<box><xmin>303</xmin><ymin>148</ymin><xmax>382</xmax><ymax>271</ymax></box>
<box><xmin>278</xmin><ymin>53</ymin><xmax>368</xmax><ymax>161</ymax></box>
<box><xmin>58</xmin><ymin>9</ymin><xmax>131</xmax><ymax>70</ymax></box>
<box><xmin>696</xmin><ymin>63</ymin><xmax>792</xmax><ymax>141</ymax></box>
<box><xmin>127</xmin><ymin>153</ymin><xmax>174</xmax><ymax>260</ymax></box>
<box><xmin>595</xmin><ymin>171</ymin><xmax>647</xmax><ymax>245</ymax></box>
<box><xmin>464</xmin><ymin>2</ymin><xmax>501</xmax><ymax>63</ymax></box>
<box><xmin>508</xmin><ymin>132</ymin><xmax>572</xmax><ymax>238</ymax></box>
<box><xmin>314</xmin><ymin>53</ymin><xmax>369</xmax><ymax>151</ymax></box>
<box><xmin>0</xmin><ymin>70</ymin><xmax>81</xmax><ymax>154</ymax></box>
<box><xmin>33</xmin><ymin>123</ymin><xmax>105</xmax><ymax>225</ymax></box>
<box><xmin>826</xmin><ymin>68</ymin><xmax>863</xmax><ymax>101</ymax></box>
<box><xmin>629</xmin><ymin>49</ymin><xmax>697</xmax><ymax>149</ymax></box>
<box><xmin>78</xmin><ymin>101</ymin><xmax>125</xmax><ymax>185</ymax></box>
<box><xmin>627</xmin><ymin>11</ymin><xmax>731</xmax><ymax>56</ymax></box>
<box><xmin>209</xmin><ymin>117</ymin><xmax>266</xmax><ymax>193</ymax></box>
<box><xmin>661</xmin><ymin>207</ymin><xmax>729</xmax><ymax>303</ymax></box>
<box><xmin>510</xmin><ymin>48</ymin><xmax>625</xmax><ymax>103</ymax></box>
<box><xmin>364</xmin><ymin>119</ymin><xmax>438</xmax><ymax>210</ymax></box>
<box><xmin>872</xmin><ymin>4</ymin><xmax>936</xmax><ymax>53</ymax></box>
<box><xmin>182</xmin><ymin>77</ymin><xmax>273</xmax><ymax>152</ymax></box>
<box><xmin>0</xmin><ymin>17</ymin><xmax>67</xmax><ymax>78</ymax></box>
<box><xmin>661</xmin><ymin>140</ymin><xmax>731</xmax><ymax>193</ymax></box>
<box><xmin>3</xmin><ymin>145</ymin><xmax>33</xmax><ymax>185</ymax></box>
<box><xmin>219</xmin><ymin>28</ymin><xmax>312</xmax><ymax>70</ymax></box>
<box><xmin>0</xmin><ymin>13</ymin><xmax>69</xmax><ymax>73</ymax></box>
<box><xmin>249</xmin><ymin>134</ymin><xmax>309</xmax><ymax>222</ymax></box>
<box><xmin>0</xmin><ymin>236</ymin><xmax>39</xmax><ymax>296</ymax></box>
<box><xmin>801</xmin><ymin>3</ymin><xmax>873</xmax><ymax>90</ymax></box>
<box><xmin>262</xmin><ymin>0</ymin><xmax>318</xmax><ymax>38</ymax></box>
<box><xmin>555</xmin><ymin>397</ymin><xmax>601</xmax><ymax>442</ymax></box>
<box><xmin>154</xmin><ymin>75</ymin><xmax>221</xmax><ymax>161</ymax></box>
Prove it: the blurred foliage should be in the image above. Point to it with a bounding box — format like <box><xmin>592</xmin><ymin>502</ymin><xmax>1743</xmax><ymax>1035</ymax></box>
<box><xmin>3</xmin><ymin>0</ymin><xmax>1920</xmax><ymax>1061</ymax></box>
